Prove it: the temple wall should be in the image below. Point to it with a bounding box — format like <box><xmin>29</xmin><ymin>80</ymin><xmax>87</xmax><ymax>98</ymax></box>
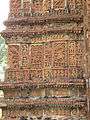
<box><xmin>9</xmin><ymin>0</ymin><xmax>84</xmax><ymax>17</ymax></box>
<box><xmin>0</xmin><ymin>0</ymin><xmax>88</xmax><ymax>120</ymax></box>
<box><xmin>5</xmin><ymin>32</ymin><xmax>84</xmax><ymax>82</ymax></box>
<box><xmin>2</xmin><ymin>107</ymin><xmax>87</xmax><ymax>120</ymax></box>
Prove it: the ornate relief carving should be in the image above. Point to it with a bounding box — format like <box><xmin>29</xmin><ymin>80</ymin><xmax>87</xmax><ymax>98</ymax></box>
<box><xmin>30</xmin><ymin>44</ymin><xmax>44</xmax><ymax>69</ymax></box>
<box><xmin>8</xmin><ymin>45</ymin><xmax>20</xmax><ymax>69</ymax></box>
<box><xmin>69</xmin><ymin>68</ymin><xmax>77</xmax><ymax>79</ymax></box>
<box><xmin>76</xmin><ymin>41</ymin><xmax>83</xmax><ymax>55</ymax></box>
<box><xmin>30</xmin><ymin>69</ymin><xmax>43</xmax><ymax>80</ymax></box>
<box><xmin>6</xmin><ymin>33</ymin><xmax>83</xmax><ymax>82</ymax></box>
<box><xmin>77</xmin><ymin>67</ymin><xmax>83</xmax><ymax>79</ymax></box>
<box><xmin>32</xmin><ymin>34</ymin><xmax>43</xmax><ymax>43</ymax></box>
<box><xmin>52</xmin><ymin>69</ymin><xmax>68</xmax><ymax>79</ymax></box>
<box><xmin>1</xmin><ymin>0</ymin><xmax>87</xmax><ymax>119</ymax></box>
<box><xmin>23</xmin><ymin>0</ymin><xmax>31</xmax><ymax>13</ymax></box>
<box><xmin>44</xmin><ymin>42</ymin><xmax>52</xmax><ymax>67</ymax></box>
<box><xmin>75</xmin><ymin>0</ymin><xmax>83</xmax><ymax>13</ymax></box>
<box><xmin>32</xmin><ymin>0</ymin><xmax>43</xmax><ymax>14</ymax></box>
<box><xmin>68</xmin><ymin>0</ymin><xmax>76</xmax><ymax>10</ymax></box>
<box><xmin>42</xmin><ymin>0</ymin><xmax>51</xmax><ymax>12</ymax></box>
<box><xmin>44</xmin><ymin>69</ymin><xmax>52</xmax><ymax>80</ymax></box>
<box><xmin>9</xmin><ymin>0</ymin><xmax>84</xmax><ymax>18</ymax></box>
<box><xmin>20</xmin><ymin>69</ymin><xmax>30</xmax><ymax>81</ymax></box>
<box><xmin>53</xmin><ymin>42</ymin><xmax>67</xmax><ymax>67</ymax></box>
<box><xmin>53</xmin><ymin>0</ymin><xmax>65</xmax><ymax>10</ymax></box>
<box><xmin>20</xmin><ymin>44</ymin><xmax>30</xmax><ymax>68</ymax></box>
<box><xmin>5</xmin><ymin>69</ymin><xmax>20</xmax><ymax>82</ymax></box>
<box><xmin>10</xmin><ymin>0</ymin><xmax>21</xmax><ymax>17</ymax></box>
<box><xmin>68</xmin><ymin>55</ymin><xmax>76</xmax><ymax>66</ymax></box>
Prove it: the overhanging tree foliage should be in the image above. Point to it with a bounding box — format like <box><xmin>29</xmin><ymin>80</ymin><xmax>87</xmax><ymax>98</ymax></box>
<box><xmin>0</xmin><ymin>35</ymin><xmax>7</xmax><ymax>66</ymax></box>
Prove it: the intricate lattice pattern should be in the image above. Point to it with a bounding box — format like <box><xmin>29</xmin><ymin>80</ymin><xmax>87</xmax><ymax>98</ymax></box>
<box><xmin>7</xmin><ymin>34</ymin><xmax>83</xmax><ymax>82</ymax></box>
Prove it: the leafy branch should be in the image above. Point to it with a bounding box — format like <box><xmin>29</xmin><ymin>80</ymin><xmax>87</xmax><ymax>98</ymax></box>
<box><xmin>0</xmin><ymin>35</ymin><xmax>7</xmax><ymax>65</ymax></box>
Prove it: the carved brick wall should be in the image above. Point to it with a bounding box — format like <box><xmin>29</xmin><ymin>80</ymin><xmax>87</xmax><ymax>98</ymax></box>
<box><xmin>9</xmin><ymin>0</ymin><xmax>83</xmax><ymax>17</ymax></box>
<box><xmin>5</xmin><ymin>35</ymin><xmax>84</xmax><ymax>84</ymax></box>
<box><xmin>1</xmin><ymin>0</ymin><xmax>88</xmax><ymax>120</ymax></box>
<box><xmin>6</xmin><ymin>35</ymin><xmax>83</xmax><ymax>82</ymax></box>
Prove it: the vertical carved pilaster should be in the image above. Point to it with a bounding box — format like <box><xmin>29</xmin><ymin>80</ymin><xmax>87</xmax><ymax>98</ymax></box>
<box><xmin>64</xmin><ymin>0</ymin><xmax>68</xmax><ymax>8</ymax></box>
<box><xmin>64</xmin><ymin>0</ymin><xmax>69</xmax><ymax>13</ymax></box>
<box><xmin>29</xmin><ymin>0</ymin><xmax>32</xmax><ymax>15</ymax></box>
<box><xmin>9</xmin><ymin>0</ymin><xmax>21</xmax><ymax>17</ymax></box>
<box><xmin>21</xmin><ymin>0</ymin><xmax>24</xmax><ymax>16</ymax></box>
<box><xmin>51</xmin><ymin>0</ymin><xmax>54</xmax><ymax>9</ymax></box>
<box><xmin>21</xmin><ymin>0</ymin><xmax>24</xmax><ymax>9</ymax></box>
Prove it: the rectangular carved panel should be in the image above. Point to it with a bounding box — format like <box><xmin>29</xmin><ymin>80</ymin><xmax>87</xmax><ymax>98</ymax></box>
<box><xmin>8</xmin><ymin>45</ymin><xmax>20</xmax><ymax>69</ymax></box>
<box><xmin>5</xmin><ymin>69</ymin><xmax>20</xmax><ymax>82</ymax></box>
<box><xmin>20</xmin><ymin>69</ymin><xmax>30</xmax><ymax>81</ymax></box>
<box><xmin>30</xmin><ymin>44</ymin><xmax>44</xmax><ymax>69</ymax></box>
<box><xmin>76</xmin><ymin>41</ymin><xmax>83</xmax><ymax>55</ymax></box>
<box><xmin>53</xmin><ymin>0</ymin><xmax>65</xmax><ymax>10</ymax></box>
<box><xmin>52</xmin><ymin>69</ymin><xmax>68</xmax><ymax>79</ymax></box>
<box><xmin>53</xmin><ymin>42</ymin><xmax>67</xmax><ymax>67</ymax></box>
<box><xmin>30</xmin><ymin>69</ymin><xmax>43</xmax><ymax>81</ymax></box>
<box><xmin>32</xmin><ymin>0</ymin><xmax>43</xmax><ymax>13</ymax></box>
<box><xmin>68</xmin><ymin>41</ymin><xmax>76</xmax><ymax>66</ymax></box>
<box><xmin>44</xmin><ymin>69</ymin><xmax>52</xmax><ymax>80</ymax></box>
<box><xmin>20</xmin><ymin>44</ymin><xmax>30</xmax><ymax>68</ymax></box>
<box><xmin>42</xmin><ymin>0</ymin><xmax>51</xmax><ymax>12</ymax></box>
<box><xmin>68</xmin><ymin>67</ymin><xmax>83</xmax><ymax>79</ymax></box>
<box><xmin>69</xmin><ymin>68</ymin><xmax>77</xmax><ymax>79</ymax></box>
<box><xmin>23</xmin><ymin>0</ymin><xmax>31</xmax><ymax>13</ymax></box>
<box><xmin>10</xmin><ymin>0</ymin><xmax>21</xmax><ymax>17</ymax></box>
<box><xmin>44</xmin><ymin>42</ymin><xmax>52</xmax><ymax>67</ymax></box>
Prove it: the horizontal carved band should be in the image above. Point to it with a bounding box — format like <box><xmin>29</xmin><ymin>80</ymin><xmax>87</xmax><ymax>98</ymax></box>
<box><xmin>0</xmin><ymin>97</ymin><xmax>86</xmax><ymax>108</ymax></box>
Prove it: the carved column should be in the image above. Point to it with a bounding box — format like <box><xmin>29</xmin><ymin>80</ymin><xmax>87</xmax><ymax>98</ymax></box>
<box><xmin>64</xmin><ymin>0</ymin><xmax>68</xmax><ymax>8</ymax></box>
<box><xmin>29</xmin><ymin>0</ymin><xmax>32</xmax><ymax>15</ymax></box>
<box><xmin>64</xmin><ymin>0</ymin><xmax>69</xmax><ymax>13</ymax></box>
<box><xmin>21</xmin><ymin>0</ymin><xmax>24</xmax><ymax>16</ymax></box>
<box><xmin>51</xmin><ymin>0</ymin><xmax>54</xmax><ymax>9</ymax></box>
